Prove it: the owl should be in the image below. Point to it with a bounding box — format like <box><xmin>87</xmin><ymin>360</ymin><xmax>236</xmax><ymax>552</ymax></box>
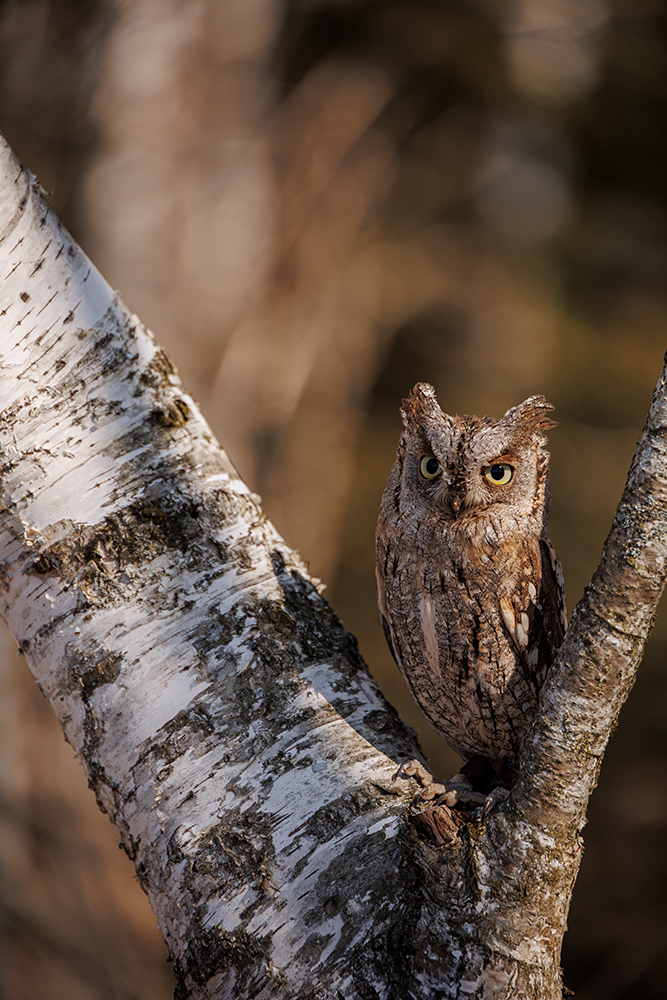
<box><xmin>375</xmin><ymin>383</ymin><xmax>566</xmax><ymax>771</ymax></box>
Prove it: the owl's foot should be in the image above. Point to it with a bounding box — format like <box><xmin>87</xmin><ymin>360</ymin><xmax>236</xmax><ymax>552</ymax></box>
<box><xmin>457</xmin><ymin>756</ymin><xmax>518</xmax><ymax>818</ymax></box>
<box><xmin>393</xmin><ymin>759</ymin><xmax>487</xmax><ymax>808</ymax></box>
<box><xmin>393</xmin><ymin>759</ymin><xmax>512</xmax><ymax>844</ymax></box>
<box><xmin>392</xmin><ymin>759</ymin><xmax>449</xmax><ymax>800</ymax></box>
<box><xmin>448</xmin><ymin>756</ymin><xmax>519</xmax><ymax>817</ymax></box>
<box><xmin>437</xmin><ymin>770</ymin><xmax>487</xmax><ymax>807</ymax></box>
<box><xmin>480</xmin><ymin>762</ymin><xmax>518</xmax><ymax>817</ymax></box>
<box><xmin>481</xmin><ymin>786</ymin><xmax>510</xmax><ymax>819</ymax></box>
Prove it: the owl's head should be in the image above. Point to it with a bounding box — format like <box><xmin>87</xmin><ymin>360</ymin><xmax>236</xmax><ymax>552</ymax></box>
<box><xmin>393</xmin><ymin>383</ymin><xmax>557</xmax><ymax>528</ymax></box>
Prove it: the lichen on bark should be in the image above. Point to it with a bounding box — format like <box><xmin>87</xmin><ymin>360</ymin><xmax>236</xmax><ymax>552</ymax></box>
<box><xmin>3</xmin><ymin>129</ymin><xmax>667</xmax><ymax>999</ymax></box>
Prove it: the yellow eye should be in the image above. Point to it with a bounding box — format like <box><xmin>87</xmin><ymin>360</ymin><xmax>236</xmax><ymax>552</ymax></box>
<box><xmin>484</xmin><ymin>463</ymin><xmax>514</xmax><ymax>486</ymax></box>
<box><xmin>420</xmin><ymin>456</ymin><xmax>441</xmax><ymax>479</ymax></box>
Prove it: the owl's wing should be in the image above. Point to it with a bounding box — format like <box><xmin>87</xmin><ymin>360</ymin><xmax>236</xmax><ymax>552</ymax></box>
<box><xmin>376</xmin><ymin>562</ymin><xmax>399</xmax><ymax>665</ymax></box>
<box><xmin>539</xmin><ymin>537</ymin><xmax>568</xmax><ymax>645</ymax></box>
<box><xmin>499</xmin><ymin>538</ymin><xmax>567</xmax><ymax>680</ymax></box>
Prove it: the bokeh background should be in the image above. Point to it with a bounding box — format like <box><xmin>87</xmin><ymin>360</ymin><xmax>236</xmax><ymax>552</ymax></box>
<box><xmin>1</xmin><ymin>0</ymin><xmax>666</xmax><ymax>996</ymax></box>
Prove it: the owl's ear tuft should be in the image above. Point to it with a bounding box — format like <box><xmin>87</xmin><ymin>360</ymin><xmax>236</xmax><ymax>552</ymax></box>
<box><xmin>400</xmin><ymin>382</ymin><xmax>441</xmax><ymax>428</ymax></box>
<box><xmin>503</xmin><ymin>395</ymin><xmax>558</xmax><ymax>437</ymax></box>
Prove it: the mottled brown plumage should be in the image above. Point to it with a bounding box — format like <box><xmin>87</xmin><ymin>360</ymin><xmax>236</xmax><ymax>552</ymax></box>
<box><xmin>376</xmin><ymin>383</ymin><xmax>566</xmax><ymax>768</ymax></box>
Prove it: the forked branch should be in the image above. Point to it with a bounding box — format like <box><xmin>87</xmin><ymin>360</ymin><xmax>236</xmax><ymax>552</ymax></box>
<box><xmin>1</xmin><ymin>129</ymin><xmax>666</xmax><ymax>999</ymax></box>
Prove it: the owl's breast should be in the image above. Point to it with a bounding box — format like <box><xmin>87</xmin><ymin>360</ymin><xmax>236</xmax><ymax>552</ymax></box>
<box><xmin>377</xmin><ymin>525</ymin><xmax>545</xmax><ymax>764</ymax></box>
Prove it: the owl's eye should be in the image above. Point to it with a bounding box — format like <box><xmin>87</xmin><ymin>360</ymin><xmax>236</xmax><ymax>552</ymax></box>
<box><xmin>483</xmin><ymin>463</ymin><xmax>514</xmax><ymax>486</ymax></box>
<box><xmin>420</xmin><ymin>456</ymin><xmax>442</xmax><ymax>479</ymax></box>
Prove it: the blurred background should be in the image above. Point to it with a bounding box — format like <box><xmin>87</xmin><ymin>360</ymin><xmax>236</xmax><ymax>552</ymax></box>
<box><xmin>0</xmin><ymin>0</ymin><xmax>666</xmax><ymax>996</ymax></box>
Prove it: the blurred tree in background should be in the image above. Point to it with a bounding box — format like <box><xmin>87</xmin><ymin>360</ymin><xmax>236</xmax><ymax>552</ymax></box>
<box><xmin>0</xmin><ymin>0</ymin><xmax>666</xmax><ymax>997</ymax></box>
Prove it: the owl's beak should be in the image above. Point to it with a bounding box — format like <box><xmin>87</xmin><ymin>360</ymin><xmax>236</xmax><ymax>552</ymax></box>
<box><xmin>449</xmin><ymin>495</ymin><xmax>462</xmax><ymax>516</ymax></box>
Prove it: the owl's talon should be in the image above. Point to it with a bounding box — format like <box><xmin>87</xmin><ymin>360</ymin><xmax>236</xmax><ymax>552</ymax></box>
<box><xmin>392</xmin><ymin>759</ymin><xmax>430</xmax><ymax>784</ymax></box>
<box><xmin>393</xmin><ymin>761</ymin><xmax>493</xmax><ymax>809</ymax></box>
<box><xmin>393</xmin><ymin>759</ymin><xmax>448</xmax><ymax>801</ymax></box>
<box><xmin>438</xmin><ymin>779</ymin><xmax>487</xmax><ymax>808</ymax></box>
<box><xmin>481</xmin><ymin>786</ymin><xmax>510</xmax><ymax>819</ymax></box>
<box><xmin>445</xmin><ymin>771</ymin><xmax>474</xmax><ymax>792</ymax></box>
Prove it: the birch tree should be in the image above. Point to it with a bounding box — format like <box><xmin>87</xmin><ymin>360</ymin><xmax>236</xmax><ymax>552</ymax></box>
<box><xmin>1</xmin><ymin>130</ymin><xmax>666</xmax><ymax>1000</ymax></box>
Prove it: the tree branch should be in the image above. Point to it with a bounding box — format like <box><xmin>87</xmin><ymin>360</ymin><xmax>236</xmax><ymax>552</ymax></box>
<box><xmin>518</xmin><ymin>361</ymin><xmax>667</xmax><ymax>826</ymax></box>
<box><xmin>2</xmin><ymin>127</ymin><xmax>667</xmax><ymax>1000</ymax></box>
<box><xmin>0</xmin><ymin>132</ymin><xmax>423</xmax><ymax>999</ymax></box>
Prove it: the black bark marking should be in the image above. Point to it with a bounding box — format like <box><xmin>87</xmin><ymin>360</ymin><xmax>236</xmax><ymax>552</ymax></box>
<box><xmin>151</xmin><ymin>398</ymin><xmax>190</xmax><ymax>428</ymax></box>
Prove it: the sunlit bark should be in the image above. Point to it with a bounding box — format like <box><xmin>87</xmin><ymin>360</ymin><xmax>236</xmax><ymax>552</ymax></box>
<box><xmin>2</xmin><ymin>131</ymin><xmax>667</xmax><ymax>999</ymax></box>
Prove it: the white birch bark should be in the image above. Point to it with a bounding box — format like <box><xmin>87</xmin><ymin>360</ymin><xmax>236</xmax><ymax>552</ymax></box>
<box><xmin>0</xmin><ymin>133</ymin><xmax>421</xmax><ymax>999</ymax></box>
<box><xmin>2</xmin><ymin>129</ymin><xmax>667</xmax><ymax>1000</ymax></box>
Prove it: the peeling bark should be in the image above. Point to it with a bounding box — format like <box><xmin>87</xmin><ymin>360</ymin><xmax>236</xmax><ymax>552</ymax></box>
<box><xmin>2</xmin><ymin>131</ymin><xmax>667</xmax><ymax>999</ymax></box>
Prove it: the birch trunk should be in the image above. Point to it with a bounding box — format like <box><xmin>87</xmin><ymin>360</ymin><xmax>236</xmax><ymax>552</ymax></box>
<box><xmin>1</xmin><ymin>131</ymin><xmax>667</xmax><ymax>999</ymax></box>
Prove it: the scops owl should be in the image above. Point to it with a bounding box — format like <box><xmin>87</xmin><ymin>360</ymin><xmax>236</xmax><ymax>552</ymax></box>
<box><xmin>375</xmin><ymin>383</ymin><xmax>567</xmax><ymax>769</ymax></box>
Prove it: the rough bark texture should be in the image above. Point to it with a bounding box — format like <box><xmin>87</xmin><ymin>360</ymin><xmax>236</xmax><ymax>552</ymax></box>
<box><xmin>2</xmin><ymin>131</ymin><xmax>667</xmax><ymax>999</ymax></box>
<box><xmin>0</xmin><ymin>132</ymin><xmax>427</xmax><ymax>999</ymax></box>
